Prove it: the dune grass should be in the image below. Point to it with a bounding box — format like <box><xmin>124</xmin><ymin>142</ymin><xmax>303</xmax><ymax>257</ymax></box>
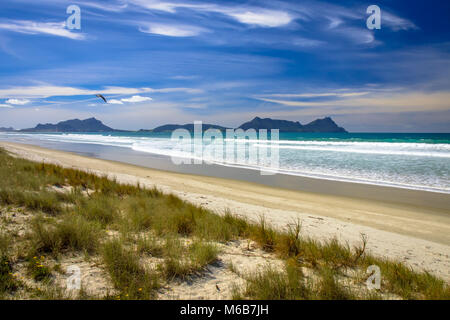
<box><xmin>29</xmin><ymin>214</ymin><xmax>101</xmax><ymax>256</ymax></box>
<box><xmin>0</xmin><ymin>255</ymin><xmax>19</xmax><ymax>297</ymax></box>
<box><xmin>135</xmin><ymin>235</ymin><xmax>165</xmax><ymax>257</ymax></box>
<box><xmin>0</xmin><ymin>147</ymin><xmax>448</xmax><ymax>300</ymax></box>
<box><xmin>102</xmin><ymin>239</ymin><xmax>159</xmax><ymax>299</ymax></box>
<box><xmin>0</xmin><ymin>231</ymin><xmax>20</xmax><ymax>297</ymax></box>
<box><xmin>235</xmin><ymin>264</ymin><xmax>312</xmax><ymax>300</ymax></box>
<box><xmin>158</xmin><ymin>237</ymin><xmax>220</xmax><ymax>280</ymax></box>
<box><xmin>72</xmin><ymin>194</ymin><xmax>119</xmax><ymax>226</ymax></box>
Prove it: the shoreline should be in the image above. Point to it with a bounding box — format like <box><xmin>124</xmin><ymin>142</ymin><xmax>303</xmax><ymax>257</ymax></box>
<box><xmin>1</xmin><ymin>141</ymin><xmax>449</xmax><ymax>281</ymax></box>
<box><xmin>0</xmin><ymin>137</ymin><xmax>449</xmax><ymax>210</ymax></box>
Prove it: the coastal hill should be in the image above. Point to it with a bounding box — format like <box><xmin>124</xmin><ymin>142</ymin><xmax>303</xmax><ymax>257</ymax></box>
<box><xmin>239</xmin><ymin>117</ymin><xmax>347</xmax><ymax>133</ymax></box>
<box><xmin>21</xmin><ymin>118</ymin><xmax>117</xmax><ymax>133</ymax></box>
<box><xmin>18</xmin><ymin>116</ymin><xmax>347</xmax><ymax>133</ymax></box>
<box><xmin>0</xmin><ymin>127</ymin><xmax>15</xmax><ymax>132</ymax></box>
<box><xmin>149</xmin><ymin>123</ymin><xmax>228</xmax><ymax>133</ymax></box>
<box><xmin>150</xmin><ymin>117</ymin><xmax>347</xmax><ymax>133</ymax></box>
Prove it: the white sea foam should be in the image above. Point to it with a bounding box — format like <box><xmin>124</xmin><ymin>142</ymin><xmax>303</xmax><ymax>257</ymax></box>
<box><xmin>252</xmin><ymin>143</ymin><xmax>450</xmax><ymax>158</ymax></box>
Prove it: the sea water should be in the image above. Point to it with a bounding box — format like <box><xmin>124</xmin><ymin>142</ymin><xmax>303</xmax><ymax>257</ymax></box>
<box><xmin>1</xmin><ymin>131</ymin><xmax>449</xmax><ymax>194</ymax></box>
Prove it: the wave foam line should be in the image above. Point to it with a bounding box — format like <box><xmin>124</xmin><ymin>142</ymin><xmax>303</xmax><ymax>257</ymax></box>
<box><xmin>253</xmin><ymin>144</ymin><xmax>450</xmax><ymax>158</ymax></box>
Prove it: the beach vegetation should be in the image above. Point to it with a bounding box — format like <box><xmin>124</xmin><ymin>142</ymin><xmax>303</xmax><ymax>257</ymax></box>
<box><xmin>102</xmin><ymin>239</ymin><xmax>159</xmax><ymax>299</ymax></box>
<box><xmin>29</xmin><ymin>214</ymin><xmax>101</xmax><ymax>256</ymax></box>
<box><xmin>0</xmin><ymin>147</ymin><xmax>448</xmax><ymax>300</ymax></box>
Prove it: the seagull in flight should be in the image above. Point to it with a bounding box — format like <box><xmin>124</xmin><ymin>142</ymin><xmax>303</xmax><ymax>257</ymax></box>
<box><xmin>95</xmin><ymin>94</ymin><xmax>107</xmax><ymax>103</ymax></box>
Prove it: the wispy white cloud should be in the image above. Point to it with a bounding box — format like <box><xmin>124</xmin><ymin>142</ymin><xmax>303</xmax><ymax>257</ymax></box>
<box><xmin>130</xmin><ymin>0</ymin><xmax>211</xmax><ymax>13</ymax></box>
<box><xmin>121</xmin><ymin>95</ymin><xmax>152</xmax><ymax>103</ymax></box>
<box><xmin>291</xmin><ymin>2</ymin><xmax>417</xmax><ymax>33</ymax></box>
<box><xmin>382</xmin><ymin>11</ymin><xmax>418</xmax><ymax>31</ymax></box>
<box><xmin>336</xmin><ymin>27</ymin><xmax>375</xmax><ymax>44</ymax></box>
<box><xmin>124</xmin><ymin>1</ymin><xmax>417</xmax><ymax>49</ymax></box>
<box><xmin>130</xmin><ymin>1</ymin><xmax>294</xmax><ymax>27</ymax></box>
<box><xmin>182</xmin><ymin>103</ymin><xmax>207</xmax><ymax>109</ymax></box>
<box><xmin>5</xmin><ymin>98</ymin><xmax>30</xmax><ymax>105</ymax></box>
<box><xmin>256</xmin><ymin>91</ymin><xmax>450</xmax><ymax>114</ymax></box>
<box><xmin>0</xmin><ymin>104</ymin><xmax>14</xmax><ymax>108</ymax></box>
<box><xmin>0</xmin><ymin>85</ymin><xmax>145</xmax><ymax>98</ymax></box>
<box><xmin>327</xmin><ymin>16</ymin><xmax>343</xmax><ymax>29</ymax></box>
<box><xmin>139</xmin><ymin>23</ymin><xmax>208</xmax><ymax>37</ymax></box>
<box><xmin>170</xmin><ymin>75</ymin><xmax>199</xmax><ymax>80</ymax></box>
<box><xmin>0</xmin><ymin>85</ymin><xmax>200</xmax><ymax>99</ymax></box>
<box><xmin>107</xmin><ymin>99</ymin><xmax>124</xmax><ymax>105</ymax></box>
<box><xmin>77</xmin><ymin>1</ymin><xmax>129</xmax><ymax>13</ymax></box>
<box><xmin>221</xmin><ymin>9</ymin><xmax>294</xmax><ymax>27</ymax></box>
<box><xmin>261</xmin><ymin>92</ymin><xmax>370</xmax><ymax>98</ymax></box>
<box><xmin>0</xmin><ymin>20</ymin><xmax>86</xmax><ymax>40</ymax></box>
<box><xmin>292</xmin><ymin>37</ymin><xmax>324</xmax><ymax>48</ymax></box>
<box><xmin>89</xmin><ymin>95</ymin><xmax>153</xmax><ymax>105</ymax></box>
<box><xmin>10</xmin><ymin>0</ymin><xmax>128</xmax><ymax>13</ymax></box>
<box><xmin>145</xmin><ymin>87</ymin><xmax>203</xmax><ymax>94</ymax></box>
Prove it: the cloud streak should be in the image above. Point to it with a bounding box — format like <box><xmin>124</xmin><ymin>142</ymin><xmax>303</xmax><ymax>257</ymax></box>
<box><xmin>260</xmin><ymin>92</ymin><xmax>370</xmax><ymax>98</ymax></box>
<box><xmin>256</xmin><ymin>91</ymin><xmax>450</xmax><ymax>114</ymax></box>
<box><xmin>121</xmin><ymin>95</ymin><xmax>152</xmax><ymax>103</ymax></box>
<box><xmin>130</xmin><ymin>0</ymin><xmax>295</xmax><ymax>27</ymax></box>
<box><xmin>139</xmin><ymin>23</ymin><xmax>208</xmax><ymax>37</ymax></box>
<box><xmin>382</xmin><ymin>11</ymin><xmax>418</xmax><ymax>31</ymax></box>
<box><xmin>0</xmin><ymin>20</ymin><xmax>86</xmax><ymax>40</ymax></box>
<box><xmin>107</xmin><ymin>99</ymin><xmax>124</xmax><ymax>105</ymax></box>
<box><xmin>217</xmin><ymin>8</ymin><xmax>294</xmax><ymax>27</ymax></box>
<box><xmin>0</xmin><ymin>85</ymin><xmax>200</xmax><ymax>99</ymax></box>
<box><xmin>5</xmin><ymin>98</ymin><xmax>30</xmax><ymax>105</ymax></box>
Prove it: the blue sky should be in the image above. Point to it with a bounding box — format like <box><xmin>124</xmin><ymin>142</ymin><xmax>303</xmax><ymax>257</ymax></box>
<box><xmin>0</xmin><ymin>0</ymin><xmax>449</xmax><ymax>132</ymax></box>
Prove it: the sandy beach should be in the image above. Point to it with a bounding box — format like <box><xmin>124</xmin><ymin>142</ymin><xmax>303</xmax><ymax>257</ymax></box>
<box><xmin>1</xmin><ymin>141</ymin><xmax>449</xmax><ymax>282</ymax></box>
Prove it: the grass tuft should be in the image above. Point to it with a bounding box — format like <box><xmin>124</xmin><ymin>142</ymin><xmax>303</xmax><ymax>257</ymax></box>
<box><xmin>240</xmin><ymin>263</ymin><xmax>311</xmax><ymax>300</ymax></box>
<box><xmin>73</xmin><ymin>194</ymin><xmax>118</xmax><ymax>225</ymax></box>
<box><xmin>102</xmin><ymin>239</ymin><xmax>159</xmax><ymax>299</ymax></box>
<box><xmin>276</xmin><ymin>219</ymin><xmax>302</xmax><ymax>258</ymax></box>
<box><xmin>253</xmin><ymin>215</ymin><xmax>277</xmax><ymax>252</ymax></box>
<box><xmin>315</xmin><ymin>267</ymin><xmax>355</xmax><ymax>300</ymax></box>
<box><xmin>0</xmin><ymin>255</ymin><xmax>19</xmax><ymax>295</ymax></box>
<box><xmin>30</xmin><ymin>215</ymin><xmax>101</xmax><ymax>255</ymax></box>
<box><xmin>161</xmin><ymin>238</ymin><xmax>219</xmax><ymax>279</ymax></box>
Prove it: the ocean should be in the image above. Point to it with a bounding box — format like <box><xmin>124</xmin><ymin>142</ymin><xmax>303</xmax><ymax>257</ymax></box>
<box><xmin>1</xmin><ymin>131</ymin><xmax>449</xmax><ymax>194</ymax></box>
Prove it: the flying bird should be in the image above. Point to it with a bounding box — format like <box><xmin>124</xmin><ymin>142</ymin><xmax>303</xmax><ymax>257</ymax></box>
<box><xmin>95</xmin><ymin>94</ymin><xmax>107</xmax><ymax>103</ymax></box>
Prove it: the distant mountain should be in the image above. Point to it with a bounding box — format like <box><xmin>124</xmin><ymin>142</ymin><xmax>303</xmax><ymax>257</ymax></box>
<box><xmin>301</xmin><ymin>117</ymin><xmax>347</xmax><ymax>132</ymax></box>
<box><xmin>0</xmin><ymin>127</ymin><xmax>14</xmax><ymax>132</ymax></box>
<box><xmin>21</xmin><ymin>118</ymin><xmax>117</xmax><ymax>132</ymax></box>
<box><xmin>239</xmin><ymin>117</ymin><xmax>303</xmax><ymax>131</ymax></box>
<box><xmin>150</xmin><ymin>123</ymin><xmax>229</xmax><ymax>133</ymax></box>
<box><xmin>17</xmin><ymin>116</ymin><xmax>347</xmax><ymax>133</ymax></box>
<box><xmin>238</xmin><ymin>117</ymin><xmax>347</xmax><ymax>133</ymax></box>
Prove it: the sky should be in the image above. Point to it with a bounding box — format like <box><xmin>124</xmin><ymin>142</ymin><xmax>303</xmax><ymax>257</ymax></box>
<box><xmin>0</xmin><ymin>0</ymin><xmax>449</xmax><ymax>132</ymax></box>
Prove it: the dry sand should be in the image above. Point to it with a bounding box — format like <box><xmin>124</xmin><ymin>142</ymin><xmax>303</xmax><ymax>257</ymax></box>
<box><xmin>1</xmin><ymin>141</ymin><xmax>449</xmax><ymax>282</ymax></box>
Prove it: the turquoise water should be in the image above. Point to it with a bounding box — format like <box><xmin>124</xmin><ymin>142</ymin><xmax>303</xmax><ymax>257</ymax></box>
<box><xmin>1</xmin><ymin>131</ymin><xmax>449</xmax><ymax>193</ymax></box>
